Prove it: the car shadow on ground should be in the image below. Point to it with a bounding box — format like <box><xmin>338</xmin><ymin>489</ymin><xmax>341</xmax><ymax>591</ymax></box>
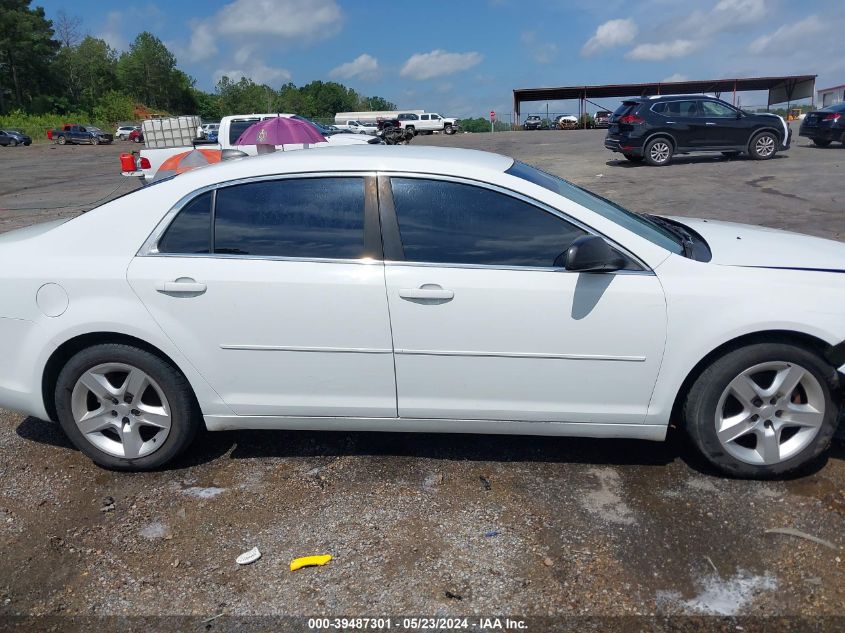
<box><xmin>16</xmin><ymin>416</ymin><xmax>844</xmax><ymax>478</ymax></box>
<box><xmin>607</xmin><ymin>154</ymin><xmax>788</xmax><ymax>168</ymax></box>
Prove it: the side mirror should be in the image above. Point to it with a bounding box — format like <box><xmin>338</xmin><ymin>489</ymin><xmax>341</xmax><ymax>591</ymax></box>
<box><xmin>563</xmin><ymin>235</ymin><xmax>627</xmax><ymax>272</ymax></box>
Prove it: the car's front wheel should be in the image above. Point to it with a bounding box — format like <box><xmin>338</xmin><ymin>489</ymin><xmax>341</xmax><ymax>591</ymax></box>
<box><xmin>55</xmin><ymin>344</ymin><xmax>199</xmax><ymax>471</ymax></box>
<box><xmin>812</xmin><ymin>138</ymin><xmax>831</xmax><ymax>147</ymax></box>
<box><xmin>644</xmin><ymin>137</ymin><xmax>673</xmax><ymax>166</ymax></box>
<box><xmin>684</xmin><ymin>343</ymin><xmax>839</xmax><ymax>478</ymax></box>
<box><xmin>749</xmin><ymin>131</ymin><xmax>778</xmax><ymax>159</ymax></box>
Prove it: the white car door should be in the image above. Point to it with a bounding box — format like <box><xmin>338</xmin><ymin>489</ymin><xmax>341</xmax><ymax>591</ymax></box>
<box><xmin>128</xmin><ymin>175</ymin><xmax>397</xmax><ymax>418</ymax></box>
<box><xmin>379</xmin><ymin>175</ymin><xmax>667</xmax><ymax>425</ymax></box>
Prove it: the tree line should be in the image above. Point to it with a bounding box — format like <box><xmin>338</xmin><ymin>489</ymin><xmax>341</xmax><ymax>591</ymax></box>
<box><xmin>0</xmin><ymin>1</ymin><xmax>396</xmax><ymax>122</ymax></box>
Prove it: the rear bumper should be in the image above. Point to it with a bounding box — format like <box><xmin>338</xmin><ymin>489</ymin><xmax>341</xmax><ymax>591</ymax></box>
<box><xmin>604</xmin><ymin>135</ymin><xmax>643</xmax><ymax>155</ymax></box>
<box><xmin>799</xmin><ymin>126</ymin><xmax>843</xmax><ymax>142</ymax></box>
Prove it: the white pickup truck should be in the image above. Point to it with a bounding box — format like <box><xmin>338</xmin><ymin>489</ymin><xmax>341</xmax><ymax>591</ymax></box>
<box><xmin>397</xmin><ymin>112</ymin><xmax>459</xmax><ymax>135</ymax></box>
<box><xmin>333</xmin><ymin>120</ymin><xmax>378</xmax><ymax>134</ymax></box>
<box><xmin>124</xmin><ymin>113</ymin><xmax>378</xmax><ymax>182</ymax></box>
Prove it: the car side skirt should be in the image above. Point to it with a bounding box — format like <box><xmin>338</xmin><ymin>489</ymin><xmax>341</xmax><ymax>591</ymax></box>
<box><xmin>203</xmin><ymin>415</ymin><xmax>668</xmax><ymax>441</ymax></box>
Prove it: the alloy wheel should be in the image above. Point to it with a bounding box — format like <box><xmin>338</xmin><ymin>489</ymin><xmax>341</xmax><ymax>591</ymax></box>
<box><xmin>70</xmin><ymin>362</ymin><xmax>172</xmax><ymax>459</ymax></box>
<box><xmin>755</xmin><ymin>134</ymin><xmax>775</xmax><ymax>157</ymax></box>
<box><xmin>650</xmin><ymin>141</ymin><xmax>671</xmax><ymax>163</ymax></box>
<box><xmin>715</xmin><ymin>361</ymin><xmax>825</xmax><ymax>465</ymax></box>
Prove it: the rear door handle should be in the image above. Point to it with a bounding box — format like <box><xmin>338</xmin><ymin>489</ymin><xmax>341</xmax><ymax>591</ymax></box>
<box><xmin>155</xmin><ymin>278</ymin><xmax>207</xmax><ymax>294</ymax></box>
<box><xmin>398</xmin><ymin>285</ymin><xmax>454</xmax><ymax>301</ymax></box>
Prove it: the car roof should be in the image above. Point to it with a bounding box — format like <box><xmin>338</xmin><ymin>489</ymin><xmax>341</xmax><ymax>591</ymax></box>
<box><xmin>166</xmin><ymin>145</ymin><xmax>516</xmax><ymax>192</ymax></box>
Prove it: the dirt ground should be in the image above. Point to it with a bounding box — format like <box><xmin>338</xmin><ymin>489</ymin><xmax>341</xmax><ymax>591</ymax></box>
<box><xmin>0</xmin><ymin>131</ymin><xmax>844</xmax><ymax>631</ymax></box>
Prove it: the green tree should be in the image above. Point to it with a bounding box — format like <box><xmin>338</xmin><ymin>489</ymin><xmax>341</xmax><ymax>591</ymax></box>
<box><xmin>215</xmin><ymin>75</ymin><xmax>275</xmax><ymax>115</ymax></box>
<box><xmin>0</xmin><ymin>0</ymin><xmax>60</xmax><ymax>113</ymax></box>
<box><xmin>93</xmin><ymin>90</ymin><xmax>134</xmax><ymax>122</ymax></box>
<box><xmin>116</xmin><ymin>32</ymin><xmax>179</xmax><ymax>110</ymax></box>
<box><xmin>56</xmin><ymin>36</ymin><xmax>117</xmax><ymax>112</ymax></box>
<box><xmin>359</xmin><ymin>95</ymin><xmax>397</xmax><ymax>111</ymax></box>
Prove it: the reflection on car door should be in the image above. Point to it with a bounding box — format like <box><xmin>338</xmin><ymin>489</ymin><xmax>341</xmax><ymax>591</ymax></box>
<box><xmin>128</xmin><ymin>176</ymin><xmax>397</xmax><ymax>418</ymax></box>
<box><xmin>379</xmin><ymin>176</ymin><xmax>667</xmax><ymax>425</ymax></box>
<box><xmin>699</xmin><ymin>100</ymin><xmax>746</xmax><ymax>147</ymax></box>
<box><xmin>658</xmin><ymin>100</ymin><xmax>703</xmax><ymax>148</ymax></box>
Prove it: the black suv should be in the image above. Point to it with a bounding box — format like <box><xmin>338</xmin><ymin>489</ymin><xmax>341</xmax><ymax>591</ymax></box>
<box><xmin>798</xmin><ymin>103</ymin><xmax>845</xmax><ymax>147</ymax></box>
<box><xmin>605</xmin><ymin>95</ymin><xmax>790</xmax><ymax>166</ymax></box>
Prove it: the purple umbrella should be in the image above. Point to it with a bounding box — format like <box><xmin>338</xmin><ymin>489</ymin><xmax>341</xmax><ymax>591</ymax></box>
<box><xmin>234</xmin><ymin>116</ymin><xmax>327</xmax><ymax>147</ymax></box>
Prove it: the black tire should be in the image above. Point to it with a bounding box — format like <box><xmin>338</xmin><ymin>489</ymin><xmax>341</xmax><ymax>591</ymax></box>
<box><xmin>405</xmin><ymin>126</ymin><xmax>415</xmax><ymax>136</ymax></box>
<box><xmin>445</xmin><ymin>125</ymin><xmax>455</xmax><ymax>135</ymax></box>
<box><xmin>133</xmin><ymin>136</ymin><xmax>141</xmax><ymax>143</ymax></box>
<box><xmin>748</xmin><ymin>130</ymin><xmax>778</xmax><ymax>160</ymax></box>
<box><xmin>56</xmin><ymin>135</ymin><xmax>66</xmax><ymax>145</ymax></box>
<box><xmin>812</xmin><ymin>138</ymin><xmax>831</xmax><ymax>147</ymax></box>
<box><xmin>9</xmin><ymin>139</ymin><xmax>17</xmax><ymax>147</ymax></box>
<box><xmin>623</xmin><ymin>153</ymin><xmax>643</xmax><ymax>162</ymax></box>
<box><xmin>683</xmin><ymin>342</ymin><xmax>840</xmax><ymax>479</ymax></box>
<box><xmin>92</xmin><ymin>136</ymin><xmax>99</xmax><ymax>145</ymax></box>
<box><xmin>54</xmin><ymin>343</ymin><xmax>199</xmax><ymax>471</ymax></box>
<box><xmin>643</xmin><ymin>137</ymin><xmax>674</xmax><ymax>166</ymax></box>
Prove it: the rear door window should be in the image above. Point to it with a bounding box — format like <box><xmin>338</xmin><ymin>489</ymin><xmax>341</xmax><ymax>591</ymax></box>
<box><xmin>214</xmin><ymin>177</ymin><xmax>366</xmax><ymax>259</ymax></box>
<box><xmin>158</xmin><ymin>192</ymin><xmax>212</xmax><ymax>254</ymax></box>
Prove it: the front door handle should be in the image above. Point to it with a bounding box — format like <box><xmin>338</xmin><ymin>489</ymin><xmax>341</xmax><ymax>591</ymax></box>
<box><xmin>398</xmin><ymin>285</ymin><xmax>454</xmax><ymax>301</ymax></box>
<box><xmin>705</xmin><ymin>122</ymin><xmax>717</xmax><ymax>126</ymax></box>
<box><xmin>155</xmin><ymin>278</ymin><xmax>207</xmax><ymax>294</ymax></box>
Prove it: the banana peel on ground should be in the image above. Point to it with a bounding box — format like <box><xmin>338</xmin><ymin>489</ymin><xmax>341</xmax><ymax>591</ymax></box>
<box><xmin>290</xmin><ymin>554</ymin><xmax>332</xmax><ymax>571</ymax></box>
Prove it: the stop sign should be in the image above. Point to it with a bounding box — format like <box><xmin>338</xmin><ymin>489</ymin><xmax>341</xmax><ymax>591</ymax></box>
<box><xmin>490</xmin><ymin>110</ymin><xmax>496</xmax><ymax>121</ymax></box>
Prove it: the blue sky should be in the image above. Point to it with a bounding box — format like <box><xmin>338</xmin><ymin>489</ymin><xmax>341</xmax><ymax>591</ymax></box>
<box><xmin>37</xmin><ymin>0</ymin><xmax>845</xmax><ymax>118</ymax></box>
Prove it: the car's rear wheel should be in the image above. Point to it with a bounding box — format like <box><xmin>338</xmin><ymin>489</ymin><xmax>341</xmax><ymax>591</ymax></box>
<box><xmin>683</xmin><ymin>343</ymin><xmax>839</xmax><ymax>478</ymax></box>
<box><xmin>56</xmin><ymin>135</ymin><xmax>66</xmax><ymax>145</ymax></box>
<box><xmin>55</xmin><ymin>344</ymin><xmax>199</xmax><ymax>471</ymax></box>
<box><xmin>405</xmin><ymin>126</ymin><xmax>415</xmax><ymax>136</ymax></box>
<box><xmin>812</xmin><ymin>138</ymin><xmax>831</xmax><ymax>147</ymax></box>
<box><xmin>749</xmin><ymin>131</ymin><xmax>778</xmax><ymax>159</ymax></box>
<box><xmin>644</xmin><ymin>137</ymin><xmax>673</xmax><ymax>166</ymax></box>
<box><xmin>623</xmin><ymin>153</ymin><xmax>643</xmax><ymax>162</ymax></box>
<box><xmin>9</xmin><ymin>139</ymin><xmax>17</xmax><ymax>147</ymax></box>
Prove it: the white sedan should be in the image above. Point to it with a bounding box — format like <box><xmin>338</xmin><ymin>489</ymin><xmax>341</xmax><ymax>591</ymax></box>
<box><xmin>0</xmin><ymin>146</ymin><xmax>842</xmax><ymax>476</ymax></box>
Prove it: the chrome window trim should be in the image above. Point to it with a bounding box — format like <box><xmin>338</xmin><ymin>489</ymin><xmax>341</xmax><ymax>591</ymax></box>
<box><xmin>379</xmin><ymin>170</ymin><xmax>653</xmax><ymax>273</ymax></box>
<box><xmin>137</xmin><ymin>171</ymin><xmax>378</xmax><ymax>260</ymax></box>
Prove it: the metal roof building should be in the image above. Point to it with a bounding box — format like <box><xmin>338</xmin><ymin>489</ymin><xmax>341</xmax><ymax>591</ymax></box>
<box><xmin>513</xmin><ymin>75</ymin><xmax>817</xmax><ymax>122</ymax></box>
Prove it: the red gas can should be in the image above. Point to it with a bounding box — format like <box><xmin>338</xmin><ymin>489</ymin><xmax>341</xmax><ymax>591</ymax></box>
<box><xmin>119</xmin><ymin>153</ymin><xmax>137</xmax><ymax>172</ymax></box>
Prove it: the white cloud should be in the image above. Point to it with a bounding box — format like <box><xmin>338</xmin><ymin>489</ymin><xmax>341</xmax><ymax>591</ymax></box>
<box><xmin>680</xmin><ymin>0</ymin><xmax>768</xmax><ymax>38</ymax></box>
<box><xmin>98</xmin><ymin>11</ymin><xmax>128</xmax><ymax>51</ymax></box>
<box><xmin>187</xmin><ymin>0</ymin><xmax>343</xmax><ymax>62</ymax></box>
<box><xmin>188</xmin><ymin>20</ymin><xmax>217</xmax><ymax>61</ymax></box>
<box><xmin>662</xmin><ymin>73</ymin><xmax>690</xmax><ymax>83</ymax></box>
<box><xmin>626</xmin><ymin>39</ymin><xmax>699</xmax><ymax>61</ymax></box>
<box><xmin>214</xmin><ymin>63</ymin><xmax>291</xmax><ymax>86</ymax></box>
<box><xmin>581</xmin><ymin>18</ymin><xmax>637</xmax><ymax>56</ymax></box>
<box><xmin>400</xmin><ymin>50</ymin><xmax>483</xmax><ymax>80</ymax></box>
<box><xmin>749</xmin><ymin>15</ymin><xmax>824</xmax><ymax>55</ymax></box>
<box><xmin>521</xmin><ymin>31</ymin><xmax>558</xmax><ymax>64</ymax></box>
<box><xmin>329</xmin><ymin>54</ymin><xmax>379</xmax><ymax>80</ymax></box>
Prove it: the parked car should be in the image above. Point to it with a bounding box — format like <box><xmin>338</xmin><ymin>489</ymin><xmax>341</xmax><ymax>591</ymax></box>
<box><xmin>128</xmin><ymin>128</ymin><xmax>144</xmax><ymax>143</ymax></box>
<box><xmin>51</xmin><ymin>124</ymin><xmax>113</xmax><ymax>145</ymax></box>
<box><xmin>396</xmin><ymin>112</ymin><xmax>459</xmax><ymax>135</ymax></box>
<box><xmin>593</xmin><ymin>111</ymin><xmax>612</xmax><ymax>129</ymax></box>
<box><xmin>4</xmin><ymin>145</ymin><xmax>844</xmax><ymax>477</ymax></box>
<box><xmin>116</xmin><ymin>126</ymin><xmax>138</xmax><ymax>140</ymax></box>
<box><xmin>555</xmin><ymin>114</ymin><xmax>578</xmax><ymax>130</ymax></box>
<box><xmin>197</xmin><ymin>123</ymin><xmax>220</xmax><ymax>139</ymax></box>
<box><xmin>376</xmin><ymin>118</ymin><xmax>401</xmax><ymax>131</ymax></box>
<box><xmin>334</xmin><ymin>120</ymin><xmax>378</xmax><ymax>135</ymax></box>
<box><xmin>0</xmin><ymin>129</ymin><xmax>32</xmax><ymax>146</ymax></box>
<box><xmin>524</xmin><ymin>115</ymin><xmax>544</xmax><ymax>130</ymax></box>
<box><xmin>798</xmin><ymin>103</ymin><xmax>845</xmax><ymax>147</ymax></box>
<box><xmin>605</xmin><ymin>95</ymin><xmax>790</xmax><ymax>166</ymax></box>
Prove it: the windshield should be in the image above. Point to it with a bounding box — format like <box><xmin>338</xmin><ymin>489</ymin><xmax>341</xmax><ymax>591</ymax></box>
<box><xmin>505</xmin><ymin>161</ymin><xmax>684</xmax><ymax>254</ymax></box>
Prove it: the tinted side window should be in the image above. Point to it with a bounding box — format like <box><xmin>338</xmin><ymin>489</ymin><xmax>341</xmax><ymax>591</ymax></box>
<box><xmin>158</xmin><ymin>192</ymin><xmax>212</xmax><ymax>254</ymax></box>
<box><xmin>651</xmin><ymin>103</ymin><xmax>666</xmax><ymax>114</ymax></box>
<box><xmin>664</xmin><ymin>101</ymin><xmax>700</xmax><ymax>117</ymax></box>
<box><xmin>391</xmin><ymin>178</ymin><xmax>586</xmax><ymax>267</ymax></box>
<box><xmin>229</xmin><ymin>117</ymin><xmax>261</xmax><ymax>144</ymax></box>
<box><xmin>214</xmin><ymin>178</ymin><xmax>365</xmax><ymax>259</ymax></box>
<box><xmin>701</xmin><ymin>101</ymin><xmax>736</xmax><ymax>117</ymax></box>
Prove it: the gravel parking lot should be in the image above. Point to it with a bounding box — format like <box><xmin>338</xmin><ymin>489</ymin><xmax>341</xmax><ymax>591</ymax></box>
<box><xmin>1</xmin><ymin>131</ymin><xmax>844</xmax><ymax>629</ymax></box>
